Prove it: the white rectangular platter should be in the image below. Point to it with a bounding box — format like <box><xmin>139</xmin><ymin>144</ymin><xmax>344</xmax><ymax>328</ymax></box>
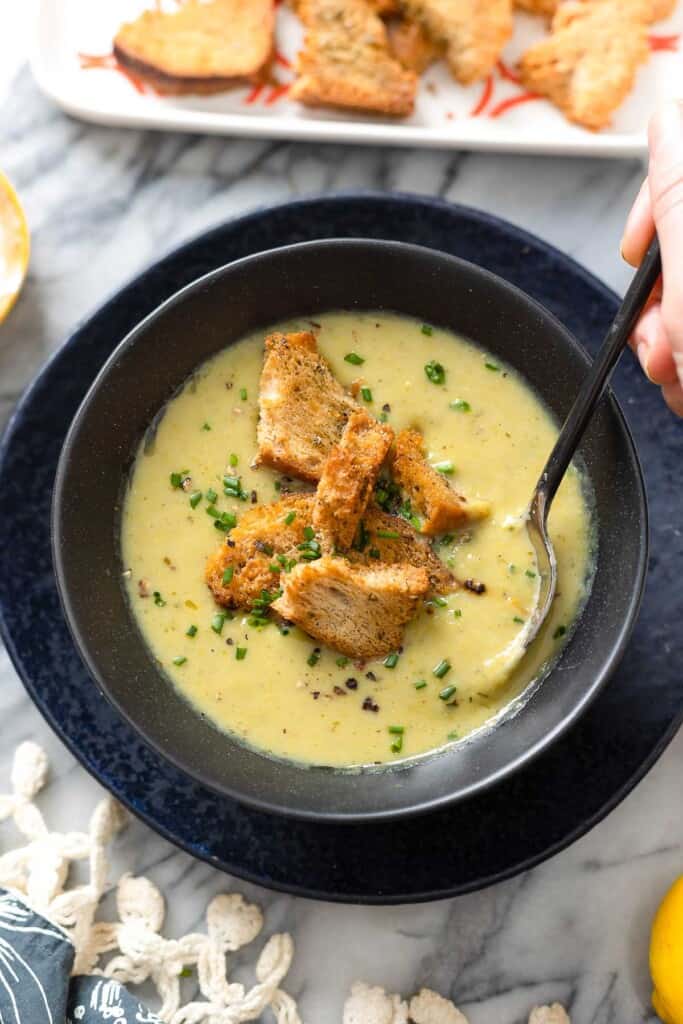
<box><xmin>31</xmin><ymin>0</ymin><xmax>683</xmax><ymax>157</ymax></box>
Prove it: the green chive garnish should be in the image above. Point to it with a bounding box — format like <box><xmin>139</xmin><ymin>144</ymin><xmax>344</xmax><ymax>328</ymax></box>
<box><xmin>391</xmin><ymin>735</ymin><xmax>403</xmax><ymax>754</ymax></box>
<box><xmin>239</xmin><ymin>387</ymin><xmax>248</xmax><ymax>401</ymax></box>
<box><xmin>170</xmin><ymin>472</ymin><xmax>183</xmax><ymax>488</ymax></box>
<box><xmin>453</xmin><ymin>609</ymin><xmax>462</xmax><ymax>619</ymax></box>
<box><xmin>369</xmin><ymin>547</ymin><xmax>381</xmax><ymax>559</ymax></box>
<box><xmin>229</xmin><ymin>453</ymin><xmax>239</xmax><ymax>467</ymax></box>
<box><xmin>180</xmin><ymin>967</ymin><xmax>193</xmax><ymax>978</ymax></box>
<box><xmin>388</xmin><ymin>725</ymin><xmax>404</xmax><ymax>734</ymax></box>
<box><xmin>449</xmin><ymin>399</ymin><xmax>471</xmax><ymax>412</ymax></box>
<box><xmin>424</xmin><ymin>360</ymin><xmax>446</xmax><ymax>385</ymax></box>
<box><xmin>206</xmin><ymin>487</ymin><xmax>218</xmax><ymax>504</ymax></box>
<box><xmin>284</xmin><ymin>510</ymin><xmax>296</xmax><ymax>526</ymax></box>
<box><xmin>525</xmin><ymin>569</ymin><xmax>536</xmax><ymax>578</ymax></box>
<box><xmin>307</xmin><ymin>649</ymin><xmax>321</xmax><ymax>667</ymax></box>
<box><xmin>431</xmin><ymin>596</ymin><xmax>448</xmax><ymax>607</ymax></box>
<box><xmin>433</xmin><ymin>461</ymin><xmax>455</xmax><ymax>475</ymax></box>
<box><xmin>421</xmin><ymin>323</ymin><xmax>433</xmax><ymax>336</ymax></box>
<box><xmin>236</xmin><ymin>647</ymin><xmax>247</xmax><ymax>660</ymax></box>
<box><xmin>336</xmin><ymin>656</ymin><xmax>349</xmax><ymax>668</ymax></box>
<box><xmin>447</xmin><ymin>730</ymin><xmax>459</xmax><ymax>740</ymax></box>
<box><xmin>376</xmin><ymin>529</ymin><xmax>399</xmax><ymax>540</ymax></box>
<box><xmin>361</xmin><ymin>387</ymin><xmax>373</xmax><ymax>403</ymax></box>
<box><xmin>186</xmin><ymin>624</ymin><xmax>198</xmax><ymax>637</ymax></box>
<box><xmin>189</xmin><ymin>490</ymin><xmax>202</xmax><ymax>509</ymax></box>
<box><xmin>344</xmin><ymin>352</ymin><xmax>364</xmax><ymax>365</ymax></box>
<box><xmin>172</xmin><ymin>656</ymin><xmax>187</xmax><ymax>666</ymax></box>
<box><xmin>222</xmin><ymin>566</ymin><xmax>234</xmax><ymax>585</ymax></box>
<box><xmin>553</xmin><ymin>625</ymin><xmax>567</xmax><ymax>639</ymax></box>
<box><xmin>379</xmin><ymin>412</ymin><xmax>389</xmax><ymax>422</ymax></box>
<box><xmin>414</xmin><ymin>679</ymin><xmax>427</xmax><ymax>690</ymax></box>
<box><xmin>211</xmin><ymin>613</ymin><xmax>226</xmax><ymax>634</ymax></box>
<box><xmin>153</xmin><ymin>591</ymin><xmax>166</xmax><ymax>607</ymax></box>
<box><xmin>433</xmin><ymin>659</ymin><xmax>451</xmax><ymax>679</ymax></box>
<box><xmin>485</xmin><ymin>360</ymin><xmax>500</xmax><ymax>372</ymax></box>
<box><xmin>303</xmin><ymin>525</ymin><xmax>315</xmax><ymax>541</ymax></box>
<box><xmin>513</xmin><ymin>616</ymin><xmax>524</xmax><ymax>624</ymax></box>
<box><xmin>201</xmin><ymin>422</ymin><xmax>211</xmax><ymax>431</ymax></box>
<box><xmin>383</xmin><ymin>652</ymin><xmax>399</xmax><ymax>668</ymax></box>
<box><xmin>439</xmin><ymin>684</ymin><xmax>457</xmax><ymax>701</ymax></box>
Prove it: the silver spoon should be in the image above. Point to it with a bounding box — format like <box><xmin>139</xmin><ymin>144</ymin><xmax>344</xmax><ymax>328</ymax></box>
<box><xmin>524</xmin><ymin>236</ymin><xmax>662</xmax><ymax>651</ymax></box>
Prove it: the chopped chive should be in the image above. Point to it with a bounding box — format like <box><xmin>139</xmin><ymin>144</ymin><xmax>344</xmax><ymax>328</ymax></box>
<box><xmin>180</xmin><ymin>967</ymin><xmax>193</xmax><ymax>978</ymax></box>
<box><xmin>485</xmin><ymin>360</ymin><xmax>500</xmax><ymax>372</ymax></box>
<box><xmin>424</xmin><ymin>360</ymin><xmax>446</xmax><ymax>386</ymax></box>
<box><xmin>222</xmin><ymin>566</ymin><xmax>234</xmax><ymax>585</ymax></box>
<box><xmin>172</xmin><ymin>655</ymin><xmax>187</xmax><ymax>666</ymax></box>
<box><xmin>439</xmin><ymin>684</ymin><xmax>457</xmax><ymax>701</ymax></box>
<box><xmin>336</xmin><ymin>656</ymin><xmax>349</xmax><ymax>668</ymax></box>
<box><xmin>553</xmin><ymin>625</ymin><xmax>567</xmax><ymax>639</ymax></box>
<box><xmin>379</xmin><ymin>412</ymin><xmax>389</xmax><ymax>422</ymax></box>
<box><xmin>239</xmin><ymin>387</ymin><xmax>248</xmax><ymax>401</ymax></box>
<box><xmin>186</xmin><ymin>624</ymin><xmax>198</xmax><ymax>637</ymax></box>
<box><xmin>206</xmin><ymin>505</ymin><xmax>220</xmax><ymax>518</ymax></box>
<box><xmin>440</xmin><ymin>533</ymin><xmax>455</xmax><ymax>546</ymax></box>
<box><xmin>220</xmin><ymin>511</ymin><xmax>237</xmax><ymax>529</ymax></box>
<box><xmin>206</xmin><ymin>487</ymin><xmax>218</xmax><ymax>504</ymax></box>
<box><xmin>284</xmin><ymin>510</ymin><xmax>296</xmax><ymax>526</ymax></box>
<box><xmin>449</xmin><ymin>398</ymin><xmax>471</xmax><ymax>412</ymax></box>
<box><xmin>431</xmin><ymin>596</ymin><xmax>448</xmax><ymax>607</ymax></box>
<box><xmin>453</xmin><ymin>609</ymin><xmax>462</xmax><ymax>619</ymax></box>
<box><xmin>299</xmin><ymin>551</ymin><xmax>320</xmax><ymax>561</ymax></box>
<box><xmin>153</xmin><ymin>591</ymin><xmax>166</xmax><ymax>607</ymax></box>
<box><xmin>447</xmin><ymin>730</ymin><xmax>459</xmax><ymax>740</ymax></box>
<box><xmin>360</xmin><ymin>387</ymin><xmax>373</xmax><ymax>403</ymax></box>
<box><xmin>303</xmin><ymin>525</ymin><xmax>315</xmax><ymax>541</ymax></box>
<box><xmin>307</xmin><ymin>648</ymin><xmax>321</xmax><ymax>667</ymax></box>
<box><xmin>229</xmin><ymin>453</ymin><xmax>239</xmax><ymax>467</ymax></box>
<box><xmin>433</xmin><ymin>659</ymin><xmax>451</xmax><ymax>679</ymax></box>
<box><xmin>201</xmin><ymin>422</ymin><xmax>211</xmax><ymax>431</ymax></box>
<box><xmin>189</xmin><ymin>490</ymin><xmax>202</xmax><ymax>509</ymax></box>
<box><xmin>414</xmin><ymin>679</ymin><xmax>427</xmax><ymax>690</ymax></box>
<box><xmin>236</xmin><ymin>647</ymin><xmax>247</xmax><ymax>660</ymax></box>
<box><xmin>391</xmin><ymin>735</ymin><xmax>403</xmax><ymax>754</ymax></box>
<box><xmin>369</xmin><ymin>547</ymin><xmax>381</xmax><ymax>559</ymax></box>
<box><xmin>513</xmin><ymin>616</ymin><xmax>525</xmax><ymax>624</ymax></box>
<box><xmin>388</xmin><ymin>725</ymin><xmax>404</xmax><ymax>735</ymax></box>
<box><xmin>376</xmin><ymin>529</ymin><xmax>400</xmax><ymax>540</ymax></box>
<box><xmin>525</xmin><ymin>569</ymin><xmax>537</xmax><ymax>579</ymax></box>
<box><xmin>211</xmin><ymin>613</ymin><xmax>226</xmax><ymax>634</ymax></box>
<box><xmin>433</xmin><ymin>460</ymin><xmax>455</xmax><ymax>475</ymax></box>
<box><xmin>383</xmin><ymin>652</ymin><xmax>399</xmax><ymax>669</ymax></box>
<box><xmin>421</xmin><ymin>323</ymin><xmax>433</xmax><ymax>336</ymax></box>
<box><xmin>269</xmin><ymin>563</ymin><xmax>280</xmax><ymax>573</ymax></box>
<box><xmin>170</xmin><ymin>472</ymin><xmax>182</xmax><ymax>488</ymax></box>
<box><xmin>344</xmin><ymin>351</ymin><xmax>365</xmax><ymax>365</ymax></box>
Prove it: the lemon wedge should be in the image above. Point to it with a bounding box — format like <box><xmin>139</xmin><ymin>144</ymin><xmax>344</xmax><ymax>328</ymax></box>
<box><xmin>0</xmin><ymin>170</ymin><xmax>29</xmax><ymax>324</ymax></box>
<box><xmin>651</xmin><ymin>875</ymin><xmax>683</xmax><ymax>1024</ymax></box>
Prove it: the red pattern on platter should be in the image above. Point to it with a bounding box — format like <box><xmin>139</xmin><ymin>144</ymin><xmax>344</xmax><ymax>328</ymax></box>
<box><xmin>78</xmin><ymin>52</ymin><xmax>153</xmax><ymax>94</ymax></box>
<box><xmin>469</xmin><ymin>75</ymin><xmax>494</xmax><ymax>117</ymax></box>
<box><xmin>649</xmin><ymin>33</ymin><xmax>680</xmax><ymax>51</ymax></box>
<box><xmin>489</xmin><ymin>92</ymin><xmax>541</xmax><ymax>119</ymax></box>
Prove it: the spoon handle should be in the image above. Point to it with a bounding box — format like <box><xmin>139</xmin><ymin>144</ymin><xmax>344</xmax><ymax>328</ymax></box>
<box><xmin>539</xmin><ymin>237</ymin><xmax>662</xmax><ymax>511</ymax></box>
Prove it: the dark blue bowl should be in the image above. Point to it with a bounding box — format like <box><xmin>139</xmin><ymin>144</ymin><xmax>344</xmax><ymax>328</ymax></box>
<box><xmin>51</xmin><ymin>238</ymin><xmax>647</xmax><ymax>822</ymax></box>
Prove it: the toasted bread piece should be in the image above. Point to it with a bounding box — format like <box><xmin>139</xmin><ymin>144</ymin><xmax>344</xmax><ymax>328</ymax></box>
<box><xmin>398</xmin><ymin>0</ymin><xmax>513</xmax><ymax>83</ymax></box>
<box><xmin>391</xmin><ymin>429</ymin><xmax>490</xmax><ymax>536</ymax></box>
<box><xmin>518</xmin><ymin>0</ymin><xmax>650</xmax><ymax>130</ymax></box>
<box><xmin>514</xmin><ymin>0</ymin><xmax>672</xmax><ymax>21</ymax></box>
<box><xmin>113</xmin><ymin>0</ymin><xmax>274</xmax><ymax>95</ymax></box>
<box><xmin>255</xmin><ymin>331</ymin><xmax>359</xmax><ymax>483</ymax></box>
<box><xmin>313</xmin><ymin>410</ymin><xmax>394</xmax><ymax>550</ymax></box>
<box><xmin>272</xmin><ymin>556</ymin><xmax>430</xmax><ymax>658</ymax></box>
<box><xmin>206</xmin><ymin>494</ymin><xmax>455</xmax><ymax>607</ymax></box>
<box><xmin>386</xmin><ymin>15</ymin><xmax>443</xmax><ymax>72</ymax></box>
<box><xmin>514</xmin><ymin>0</ymin><xmax>558</xmax><ymax>15</ymax></box>
<box><xmin>349</xmin><ymin>506</ymin><xmax>456</xmax><ymax>592</ymax></box>
<box><xmin>205</xmin><ymin>494</ymin><xmax>314</xmax><ymax>608</ymax></box>
<box><xmin>290</xmin><ymin>0</ymin><xmax>418</xmax><ymax>115</ymax></box>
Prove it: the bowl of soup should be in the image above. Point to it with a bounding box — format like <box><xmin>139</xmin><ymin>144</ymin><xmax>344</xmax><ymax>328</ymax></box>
<box><xmin>52</xmin><ymin>239</ymin><xmax>647</xmax><ymax>822</ymax></box>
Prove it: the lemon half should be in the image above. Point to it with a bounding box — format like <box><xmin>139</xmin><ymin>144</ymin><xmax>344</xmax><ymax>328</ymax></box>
<box><xmin>0</xmin><ymin>171</ymin><xmax>29</xmax><ymax>324</ymax></box>
<box><xmin>651</xmin><ymin>876</ymin><xmax>683</xmax><ymax>1024</ymax></box>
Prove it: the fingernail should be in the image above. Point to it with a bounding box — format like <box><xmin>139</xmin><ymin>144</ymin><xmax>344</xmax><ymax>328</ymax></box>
<box><xmin>650</xmin><ymin>101</ymin><xmax>683</xmax><ymax>156</ymax></box>
<box><xmin>637</xmin><ymin>342</ymin><xmax>654</xmax><ymax>382</ymax></box>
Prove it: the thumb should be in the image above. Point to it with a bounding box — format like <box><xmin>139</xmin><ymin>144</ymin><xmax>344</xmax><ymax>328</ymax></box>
<box><xmin>648</xmin><ymin>101</ymin><xmax>683</xmax><ymax>384</ymax></box>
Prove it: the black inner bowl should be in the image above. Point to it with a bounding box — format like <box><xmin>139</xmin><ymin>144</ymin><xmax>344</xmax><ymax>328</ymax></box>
<box><xmin>52</xmin><ymin>239</ymin><xmax>647</xmax><ymax>823</ymax></box>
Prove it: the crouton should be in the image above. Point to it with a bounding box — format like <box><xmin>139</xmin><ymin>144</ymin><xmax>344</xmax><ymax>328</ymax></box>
<box><xmin>313</xmin><ymin>410</ymin><xmax>394</xmax><ymax>550</ymax></box>
<box><xmin>349</xmin><ymin>507</ymin><xmax>456</xmax><ymax>593</ymax></box>
<box><xmin>290</xmin><ymin>0</ymin><xmax>418</xmax><ymax>116</ymax></box>
<box><xmin>390</xmin><ymin>429</ymin><xmax>490</xmax><ymax>536</ymax></box>
<box><xmin>205</xmin><ymin>494</ymin><xmax>314</xmax><ymax>608</ymax></box>
<box><xmin>255</xmin><ymin>331</ymin><xmax>359</xmax><ymax>483</ymax></box>
<box><xmin>272</xmin><ymin>556</ymin><xmax>430</xmax><ymax>658</ymax></box>
<box><xmin>113</xmin><ymin>0</ymin><xmax>274</xmax><ymax>95</ymax></box>
<box><xmin>514</xmin><ymin>0</ymin><xmax>558</xmax><ymax>15</ymax></box>
<box><xmin>397</xmin><ymin>0</ymin><xmax>513</xmax><ymax>83</ymax></box>
<box><xmin>386</xmin><ymin>16</ymin><xmax>443</xmax><ymax>72</ymax></box>
<box><xmin>518</xmin><ymin>0</ymin><xmax>650</xmax><ymax>130</ymax></box>
<box><xmin>206</xmin><ymin>494</ymin><xmax>456</xmax><ymax>608</ymax></box>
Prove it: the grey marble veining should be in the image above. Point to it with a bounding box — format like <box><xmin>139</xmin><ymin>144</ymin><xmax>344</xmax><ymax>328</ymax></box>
<box><xmin>1</xmin><ymin>57</ymin><xmax>682</xmax><ymax>1024</ymax></box>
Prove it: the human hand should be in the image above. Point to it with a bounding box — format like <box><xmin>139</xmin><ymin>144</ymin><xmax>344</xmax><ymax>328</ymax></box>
<box><xmin>621</xmin><ymin>101</ymin><xmax>683</xmax><ymax>417</ymax></box>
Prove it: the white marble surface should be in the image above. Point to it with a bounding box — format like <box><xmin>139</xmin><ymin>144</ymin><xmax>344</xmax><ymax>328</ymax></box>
<box><xmin>1</xmin><ymin>24</ymin><xmax>683</xmax><ymax>1024</ymax></box>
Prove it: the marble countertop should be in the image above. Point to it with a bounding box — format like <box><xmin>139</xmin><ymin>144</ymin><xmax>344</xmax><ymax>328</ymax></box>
<box><xmin>1</xmin><ymin>18</ymin><xmax>682</xmax><ymax>1023</ymax></box>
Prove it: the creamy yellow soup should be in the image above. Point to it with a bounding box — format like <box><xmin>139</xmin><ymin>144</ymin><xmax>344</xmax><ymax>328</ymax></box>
<box><xmin>121</xmin><ymin>312</ymin><xmax>594</xmax><ymax>767</ymax></box>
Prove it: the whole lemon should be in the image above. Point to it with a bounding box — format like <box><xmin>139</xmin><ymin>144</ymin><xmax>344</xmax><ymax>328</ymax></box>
<box><xmin>651</xmin><ymin>876</ymin><xmax>683</xmax><ymax>1024</ymax></box>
